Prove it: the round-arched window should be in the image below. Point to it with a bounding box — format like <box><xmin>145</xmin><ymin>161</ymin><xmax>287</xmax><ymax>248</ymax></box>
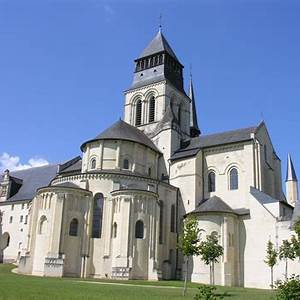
<box><xmin>229</xmin><ymin>168</ymin><xmax>239</xmax><ymax>190</ymax></box>
<box><xmin>38</xmin><ymin>216</ymin><xmax>47</xmax><ymax>235</ymax></box>
<box><xmin>135</xmin><ymin>220</ymin><xmax>144</xmax><ymax>239</ymax></box>
<box><xmin>208</xmin><ymin>172</ymin><xmax>216</xmax><ymax>192</ymax></box>
<box><xmin>69</xmin><ymin>218</ymin><xmax>79</xmax><ymax>237</ymax></box>
<box><xmin>90</xmin><ymin>158</ymin><xmax>96</xmax><ymax>170</ymax></box>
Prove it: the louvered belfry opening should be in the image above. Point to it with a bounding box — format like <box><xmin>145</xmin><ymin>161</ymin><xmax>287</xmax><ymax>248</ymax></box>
<box><xmin>135</xmin><ymin>99</ymin><xmax>142</xmax><ymax>126</ymax></box>
<box><xmin>149</xmin><ymin>96</ymin><xmax>155</xmax><ymax>123</ymax></box>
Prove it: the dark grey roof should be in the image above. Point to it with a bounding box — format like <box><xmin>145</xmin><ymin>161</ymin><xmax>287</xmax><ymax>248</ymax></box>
<box><xmin>1</xmin><ymin>164</ymin><xmax>58</xmax><ymax>202</ymax></box>
<box><xmin>286</xmin><ymin>154</ymin><xmax>298</xmax><ymax>181</ymax></box>
<box><xmin>191</xmin><ymin>196</ymin><xmax>236</xmax><ymax>215</ymax></box>
<box><xmin>59</xmin><ymin>159</ymin><xmax>82</xmax><ymax>174</ymax></box>
<box><xmin>189</xmin><ymin>77</ymin><xmax>200</xmax><ymax>137</ymax></box>
<box><xmin>138</xmin><ymin>30</ymin><xmax>179</xmax><ymax>62</ymax></box>
<box><xmin>81</xmin><ymin>120</ymin><xmax>161</xmax><ymax>153</ymax></box>
<box><xmin>171</xmin><ymin>125</ymin><xmax>257</xmax><ymax>161</ymax></box>
<box><xmin>54</xmin><ymin>182</ymin><xmax>80</xmax><ymax>189</ymax></box>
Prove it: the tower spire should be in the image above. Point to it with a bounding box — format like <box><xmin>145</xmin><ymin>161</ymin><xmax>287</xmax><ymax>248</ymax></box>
<box><xmin>286</xmin><ymin>153</ymin><xmax>299</xmax><ymax>207</ymax></box>
<box><xmin>286</xmin><ymin>153</ymin><xmax>298</xmax><ymax>182</ymax></box>
<box><xmin>189</xmin><ymin>73</ymin><xmax>201</xmax><ymax>137</ymax></box>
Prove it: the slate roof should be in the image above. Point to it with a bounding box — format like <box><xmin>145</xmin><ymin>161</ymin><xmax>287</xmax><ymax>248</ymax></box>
<box><xmin>189</xmin><ymin>77</ymin><xmax>201</xmax><ymax>137</ymax></box>
<box><xmin>286</xmin><ymin>154</ymin><xmax>298</xmax><ymax>181</ymax></box>
<box><xmin>81</xmin><ymin>120</ymin><xmax>161</xmax><ymax>153</ymax></box>
<box><xmin>190</xmin><ymin>196</ymin><xmax>236</xmax><ymax>215</ymax></box>
<box><xmin>59</xmin><ymin>159</ymin><xmax>82</xmax><ymax>174</ymax></box>
<box><xmin>138</xmin><ymin>30</ymin><xmax>179</xmax><ymax>62</ymax></box>
<box><xmin>171</xmin><ymin>125</ymin><xmax>257</xmax><ymax>161</ymax></box>
<box><xmin>1</xmin><ymin>164</ymin><xmax>58</xmax><ymax>202</ymax></box>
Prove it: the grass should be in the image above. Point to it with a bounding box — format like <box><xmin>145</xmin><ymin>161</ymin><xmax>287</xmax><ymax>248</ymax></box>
<box><xmin>0</xmin><ymin>264</ymin><xmax>275</xmax><ymax>300</ymax></box>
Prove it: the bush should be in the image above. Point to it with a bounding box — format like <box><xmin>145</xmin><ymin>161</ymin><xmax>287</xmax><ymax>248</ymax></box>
<box><xmin>194</xmin><ymin>285</ymin><xmax>227</xmax><ymax>300</ymax></box>
<box><xmin>275</xmin><ymin>274</ymin><xmax>300</xmax><ymax>300</ymax></box>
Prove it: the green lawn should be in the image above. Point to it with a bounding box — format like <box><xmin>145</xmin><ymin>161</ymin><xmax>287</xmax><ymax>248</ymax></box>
<box><xmin>0</xmin><ymin>264</ymin><xmax>275</xmax><ymax>300</ymax></box>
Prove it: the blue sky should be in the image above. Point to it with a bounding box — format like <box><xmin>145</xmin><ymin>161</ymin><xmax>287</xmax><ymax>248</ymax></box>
<box><xmin>0</xmin><ymin>0</ymin><xmax>299</xmax><ymax>181</ymax></box>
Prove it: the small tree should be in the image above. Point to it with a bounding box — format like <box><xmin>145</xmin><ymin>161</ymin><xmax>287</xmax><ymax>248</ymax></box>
<box><xmin>264</xmin><ymin>240</ymin><xmax>278</xmax><ymax>288</ymax></box>
<box><xmin>199</xmin><ymin>233</ymin><xmax>224</xmax><ymax>285</ymax></box>
<box><xmin>178</xmin><ymin>215</ymin><xmax>201</xmax><ymax>296</ymax></box>
<box><xmin>291</xmin><ymin>217</ymin><xmax>300</xmax><ymax>260</ymax></box>
<box><xmin>279</xmin><ymin>239</ymin><xmax>296</xmax><ymax>280</ymax></box>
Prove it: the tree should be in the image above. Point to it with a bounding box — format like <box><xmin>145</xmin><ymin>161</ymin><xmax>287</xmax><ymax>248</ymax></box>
<box><xmin>291</xmin><ymin>217</ymin><xmax>300</xmax><ymax>260</ymax></box>
<box><xmin>279</xmin><ymin>239</ymin><xmax>296</xmax><ymax>280</ymax></box>
<box><xmin>264</xmin><ymin>240</ymin><xmax>278</xmax><ymax>288</ymax></box>
<box><xmin>199</xmin><ymin>233</ymin><xmax>224</xmax><ymax>285</ymax></box>
<box><xmin>178</xmin><ymin>215</ymin><xmax>201</xmax><ymax>296</ymax></box>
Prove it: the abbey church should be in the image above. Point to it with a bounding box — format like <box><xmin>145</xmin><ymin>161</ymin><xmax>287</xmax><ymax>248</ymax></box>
<box><xmin>0</xmin><ymin>29</ymin><xmax>299</xmax><ymax>289</ymax></box>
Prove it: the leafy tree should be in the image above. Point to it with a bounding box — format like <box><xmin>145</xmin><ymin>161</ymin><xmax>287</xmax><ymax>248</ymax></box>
<box><xmin>279</xmin><ymin>240</ymin><xmax>296</xmax><ymax>280</ymax></box>
<box><xmin>264</xmin><ymin>240</ymin><xmax>278</xmax><ymax>288</ymax></box>
<box><xmin>293</xmin><ymin>216</ymin><xmax>300</xmax><ymax>238</ymax></box>
<box><xmin>275</xmin><ymin>274</ymin><xmax>300</xmax><ymax>300</ymax></box>
<box><xmin>178</xmin><ymin>215</ymin><xmax>201</xmax><ymax>296</ymax></box>
<box><xmin>291</xmin><ymin>217</ymin><xmax>300</xmax><ymax>260</ymax></box>
<box><xmin>199</xmin><ymin>233</ymin><xmax>224</xmax><ymax>285</ymax></box>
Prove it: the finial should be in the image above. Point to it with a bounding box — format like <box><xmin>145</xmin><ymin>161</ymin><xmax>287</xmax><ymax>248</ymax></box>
<box><xmin>159</xmin><ymin>13</ymin><xmax>162</xmax><ymax>32</ymax></box>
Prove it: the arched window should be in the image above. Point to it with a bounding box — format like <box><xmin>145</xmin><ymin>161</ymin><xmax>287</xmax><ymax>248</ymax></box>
<box><xmin>38</xmin><ymin>216</ymin><xmax>47</xmax><ymax>235</ymax></box>
<box><xmin>92</xmin><ymin>193</ymin><xmax>104</xmax><ymax>238</ymax></box>
<box><xmin>90</xmin><ymin>158</ymin><xmax>96</xmax><ymax>170</ymax></box>
<box><xmin>229</xmin><ymin>168</ymin><xmax>239</xmax><ymax>190</ymax></box>
<box><xmin>148</xmin><ymin>96</ymin><xmax>155</xmax><ymax>123</ymax></box>
<box><xmin>135</xmin><ymin>99</ymin><xmax>142</xmax><ymax>126</ymax></box>
<box><xmin>159</xmin><ymin>201</ymin><xmax>163</xmax><ymax>244</ymax></box>
<box><xmin>135</xmin><ymin>220</ymin><xmax>144</xmax><ymax>239</ymax></box>
<box><xmin>123</xmin><ymin>159</ymin><xmax>129</xmax><ymax>170</ymax></box>
<box><xmin>112</xmin><ymin>222</ymin><xmax>117</xmax><ymax>238</ymax></box>
<box><xmin>208</xmin><ymin>172</ymin><xmax>216</xmax><ymax>193</ymax></box>
<box><xmin>170</xmin><ymin>204</ymin><xmax>176</xmax><ymax>233</ymax></box>
<box><xmin>69</xmin><ymin>218</ymin><xmax>79</xmax><ymax>236</ymax></box>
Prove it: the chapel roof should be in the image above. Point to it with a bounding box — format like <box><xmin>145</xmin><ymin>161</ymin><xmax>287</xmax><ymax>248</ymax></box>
<box><xmin>80</xmin><ymin>119</ymin><xmax>161</xmax><ymax>153</ymax></box>
<box><xmin>171</xmin><ymin>125</ymin><xmax>257</xmax><ymax>161</ymax></box>
<box><xmin>189</xmin><ymin>196</ymin><xmax>249</xmax><ymax>216</ymax></box>
<box><xmin>0</xmin><ymin>164</ymin><xmax>58</xmax><ymax>202</ymax></box>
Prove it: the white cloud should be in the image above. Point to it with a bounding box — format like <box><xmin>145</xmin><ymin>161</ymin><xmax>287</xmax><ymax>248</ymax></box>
<box><xmin>0</xmin><ymin>152</ymin><xmax>49</xmax><ymax>173</ymax></box>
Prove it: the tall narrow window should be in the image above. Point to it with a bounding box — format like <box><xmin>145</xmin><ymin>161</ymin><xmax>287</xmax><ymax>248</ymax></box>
<box><xmin>159</xmin><ymin>200</ymin><xmax>163</xmax><ymax>244</ymax></box>
<box><xmin>229</xmin><ymin>168</ymin><xmax>239</xmax><ymax>190</ymax></box>
<box><xmin>112</xmin><ymin>222</ymin><xmax>117</xmax><ymax>238</ymax></box>
<box><xmin>135</xmin><ymin>220</ymin><xmax>144</xmax><ymax>239</ymax></box>
<box><xmin>39</xmin><ymin>216</ymin><xmax>47</xmax><ymax>235</ymax></box>
<box><xmin>149</xmin><ymin>96</ymin><xmax>155</xmax><ymax>123</ymax></box>
<box><xmin>208</xmin><ymin>172</ymin><xmax>216</xmax><ymax>192</ymax></box>
<box><xmin>92</xmin><ymin>193</ymin><xmax>104</xmax><ymax>238</ymax></box>
<box><xmin>69</xmin><ymin>218</ymin><xmax>79</xmax><ymax>236</ymax></box>
<box><xmin>90</xmin><ymin>158</ymin><xmax>96</xmax><ymax>170</ymax></box>
<box><xmin>123</xmin><ymin>159</ymin><xmax>129</xmax><ymax>170</ymax></box>
<box><xmin>170</xmin><ymin>204</ymin><xmax>176</xmax><ymax>233</ymax></box>
<box><xmin>135</xmin><ymin>99</ymin><xmax>142</xmax><ymax>126</ymax></box>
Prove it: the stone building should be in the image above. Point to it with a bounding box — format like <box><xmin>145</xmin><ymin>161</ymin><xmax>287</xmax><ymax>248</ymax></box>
<box><xmin>0</xmin><ymin>29</ymin><xmax>299</xmax><ymax>288</ymax></box>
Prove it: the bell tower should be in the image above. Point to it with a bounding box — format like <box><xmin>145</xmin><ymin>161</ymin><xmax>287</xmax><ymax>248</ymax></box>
<box><xmin>124</xmin><ymin>29</ymin><xmax>200</xmax><ymax>164</ymax></box>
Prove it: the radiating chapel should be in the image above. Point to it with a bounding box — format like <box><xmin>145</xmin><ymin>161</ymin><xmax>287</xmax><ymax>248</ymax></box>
<box><xmin>0</xmin><ymin>29</ymin><xmax>299</xmax><ymax>288</ymax></box>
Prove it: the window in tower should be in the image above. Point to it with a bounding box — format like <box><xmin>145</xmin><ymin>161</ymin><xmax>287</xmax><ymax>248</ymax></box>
<box><xmin>229</xmin><ymin>168</ymin><xmax>239</xmax><ymax>190</ymax></box>
<box><xmin>135</xmin><ymin>220</ymin><xmax>144</xmax><ymax>239</ymax></box>
<box><xmin>149</xmin><ymin>96</ymin><xmax>155</xmax><ymax>123</ymax></box>
<box><xmin>208</xmin><ymin>172</ymin><xmax>216</xmax><ymax>193</ymax></box>
<box><xmin>69</xmin><ymin>218</ymin><xmax>79</xmax><ymax>237</ymax></box>
<box><xmin>135</xmin><ymin>99</ymin><xmax>142</xmax><ymax>126</ymax></box>
<box><xmin>90</xmin><ymin>158</ymin><xmax>96</xmax><ymax>170</ymax></box>
<box><xmin>123</xmin><ymin>159</ymin><xmax>129</xmax><ymax>170</ymax></box>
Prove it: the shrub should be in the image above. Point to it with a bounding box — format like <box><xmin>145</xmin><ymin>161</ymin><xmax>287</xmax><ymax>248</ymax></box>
<box><xmin>193</xmin><ymin>285</ymin><xmax>227</xmax><ymax>300</ymax></box>
<box><xmin>275</xmin><ymin>274</ymin><xmax>300</xmax><ymax>300</ymax></box>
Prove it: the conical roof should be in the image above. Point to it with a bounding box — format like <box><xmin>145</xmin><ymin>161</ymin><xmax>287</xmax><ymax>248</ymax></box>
<box><xmin>138</xmin><ymin>30</ymin><xmax>179</xmax><ymax>62</ymax></box>
<box><xmin>286</xmin><ymin>154</ymin><xmax>298</xmax><ymax>181</ymax></box>
<box><xmin>189</xmin><ymin>77</ymin><xmax>201</xmax><ymax>137</ymax></box>
<box><xmin>80</xmin><ymin>120</ymin><xmax>161</xmax><ymax>153</ymax></box>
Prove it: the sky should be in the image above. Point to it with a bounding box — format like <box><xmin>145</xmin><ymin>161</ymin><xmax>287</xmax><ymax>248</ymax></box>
<box><xmin>0</xmin><ymin>0</ymin><xmax>299</xmax><ymax>182</ymax></box>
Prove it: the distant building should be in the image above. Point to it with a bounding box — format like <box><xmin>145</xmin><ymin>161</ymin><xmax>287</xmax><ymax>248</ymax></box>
<box><xmin>0</xmin><ymin>29</ymin><xmax>299</xmax><ymax>288</ymax></box>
